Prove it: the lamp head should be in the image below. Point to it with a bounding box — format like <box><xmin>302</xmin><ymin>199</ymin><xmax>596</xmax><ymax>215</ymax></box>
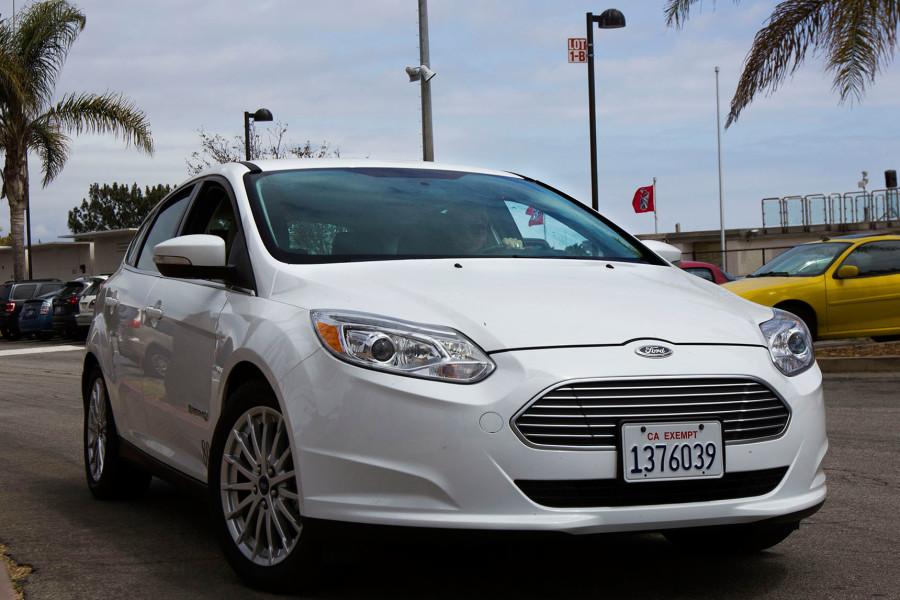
<box><xmin>251</xmin><ymin>108</ymin><xmax>273</xmax><ymax>122</ymax></box>
<box><xmin>594</xmin><ymin>8</ymin><xmax>625</xmax><ymax>29</ymax></box>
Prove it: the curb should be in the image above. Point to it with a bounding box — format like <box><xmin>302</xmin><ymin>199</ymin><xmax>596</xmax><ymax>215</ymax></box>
<box><xmin>817</xmin><ymin>356</ymin><xmax>900</xmax><ymax>373</ymax></box>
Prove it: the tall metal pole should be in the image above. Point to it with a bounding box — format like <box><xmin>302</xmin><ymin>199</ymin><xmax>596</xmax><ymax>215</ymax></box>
<box><xmin>715</xmin><ymin>66</ymin><xmax>726</xmax><ymax>271</ymax></box>
<box><xmin>243</xmin><ymin>111</ymin><xmax>251</xmax><ymax>160</ymax></box>
<box><xmin>418</xmin><ymin>0</ymin><xmax>434</xmax><ymax>161</ymax></box>
<box><xmin>586</xmin><ymin>12</ymin><xmax>598</xmax><ymax>211</ymax></box>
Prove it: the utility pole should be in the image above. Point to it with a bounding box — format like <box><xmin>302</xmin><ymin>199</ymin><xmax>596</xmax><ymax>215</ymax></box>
<box><xmin>715</xmin><ymin>66</ymin><xmax>726</xmax><ymax>271</ymax></box>
<box><xmin>418</xmin><ymin>0</ymin><xmax>434</xmax><ymax>161</ymax></box>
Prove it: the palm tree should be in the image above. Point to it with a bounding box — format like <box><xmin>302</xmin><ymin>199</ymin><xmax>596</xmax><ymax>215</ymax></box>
<box><xmin>0</xmin><ymin>0</ymin><xmax>153</xmax><ymax>280</ymax></box>
<box><xmin>666</xmin><ymin>0</ymin><xmax>900</xmax><ymax>126</ymax></box>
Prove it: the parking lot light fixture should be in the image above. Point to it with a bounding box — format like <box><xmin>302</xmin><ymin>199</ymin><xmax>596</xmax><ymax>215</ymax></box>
<box><xmin>586</xmin><ymin>8</ymin><xmax>626</xmax><ymax>211</ymax></box>
<box><xmin>243</xmin><ymin>108</ymin><xmax>274</xmax><ymax>160</ymax></box>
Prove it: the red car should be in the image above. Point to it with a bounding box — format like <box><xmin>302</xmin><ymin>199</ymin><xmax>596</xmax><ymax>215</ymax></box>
<box><xmin>678</xmin><ymin>260</ymin><xmax>736</xmax><ymax>284</ymax></box>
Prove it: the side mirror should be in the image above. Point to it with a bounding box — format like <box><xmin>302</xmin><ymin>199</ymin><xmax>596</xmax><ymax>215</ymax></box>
<box><xmin>153</xmin><ymin>234</ymin><xmax>234</xmax><ymax>281</ymax></box>
<box><xmin>642</xmin><ymin>239</ymin><xmax>682</xmax><ymax>263</ymax></box>
<box><xmin>836</xmin><ymin>264</ymin><xmax>860</xmax><ymax>279</ymax></box>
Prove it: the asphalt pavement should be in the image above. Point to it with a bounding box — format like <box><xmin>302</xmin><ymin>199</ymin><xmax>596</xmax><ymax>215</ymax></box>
<box><xmin>0</xmin><ymin>343</ymin><xmax>898</xmax><ymax>599</ymax></box>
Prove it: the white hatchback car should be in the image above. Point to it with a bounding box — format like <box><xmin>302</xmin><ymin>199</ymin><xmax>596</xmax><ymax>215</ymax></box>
<box><xmin>83</xmin><ymin>160</ymin><xmax>827</xmax><ymax>591</ymax></box>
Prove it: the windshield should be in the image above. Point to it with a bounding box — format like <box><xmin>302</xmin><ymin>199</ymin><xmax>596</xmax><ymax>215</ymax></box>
<box><xmin>245</xmin><ymin>168</ymin><xmax>657</xmax><ymax>265</ymax></box>
<box><xmin>749</xmin><ymin>242</ymin><xmax>851</xmax><ymax>277</ymax></box>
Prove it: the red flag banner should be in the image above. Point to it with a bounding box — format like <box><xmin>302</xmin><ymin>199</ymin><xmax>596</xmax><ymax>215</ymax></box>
<box><xmin>526</xmin><ymin>206</ymin><xmax>544</xmax><ymax>226</ymax></box>
<box><xmin>632</xmin><ymin>185</ymin><xmax>655</xmax><ymax>214</ymax></box>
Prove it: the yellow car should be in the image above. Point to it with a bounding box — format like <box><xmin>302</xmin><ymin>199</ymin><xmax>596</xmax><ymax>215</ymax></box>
<box><xmin>724</xmin><ymin>234</ymin><xmax>900</xmax><ymax>340</ymax></box>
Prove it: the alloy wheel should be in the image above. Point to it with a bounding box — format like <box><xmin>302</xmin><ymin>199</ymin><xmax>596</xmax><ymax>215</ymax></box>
<box><xmin>220</xmin><ymin>406</ymin><xmax>303</xmax><ymax>567</ymax></box>
<box><xmin>86</xmin><ymin>378</ymin><xmax>108</xmax><ymax>482</ymax></box>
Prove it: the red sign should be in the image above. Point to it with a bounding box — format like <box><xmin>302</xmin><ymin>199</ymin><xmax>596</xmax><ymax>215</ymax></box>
<box><xmin>568</xmin><ymin>37</ymin><xmax>587</xmax><ymax>63</ymax></box>
<box><xmin>632</xmin><ymin>185</ymin><xmax>655</xmax><ymax>213</ymax></box>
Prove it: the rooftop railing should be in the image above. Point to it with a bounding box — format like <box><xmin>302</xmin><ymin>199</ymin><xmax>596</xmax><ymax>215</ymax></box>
<box><xmin>762</xmin><ymin>189</ymin><xmax>900</xmax><ymax>230</ymax></box>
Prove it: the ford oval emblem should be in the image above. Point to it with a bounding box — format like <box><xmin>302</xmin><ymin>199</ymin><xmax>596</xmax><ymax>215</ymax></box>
<box><xmin>636</xmin><ymin>345</ymin><xmax>673</xmax><ymax>359</ymax></box>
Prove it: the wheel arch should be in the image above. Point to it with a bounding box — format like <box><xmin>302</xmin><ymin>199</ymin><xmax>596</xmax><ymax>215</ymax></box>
<box><xmin>82</xmin><ymin>351</ymin><xmax>101</xmax><ymax>400</ymax></box>
<box><xmin>216</xmin><ymin>355</ymin><xmax>288</xmax><ymax>430</ymax></box>
<box><xmin>774</xmin><ymin>300</ymin><xmax>819</xmax><ymax>338</ymax></box>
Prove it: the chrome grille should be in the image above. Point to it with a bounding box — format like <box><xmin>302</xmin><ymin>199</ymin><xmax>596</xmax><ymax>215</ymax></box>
<box><xmin>513</xmin><ymin>378</ymin><xmax>790</xmax><ymax>449</ymax></box>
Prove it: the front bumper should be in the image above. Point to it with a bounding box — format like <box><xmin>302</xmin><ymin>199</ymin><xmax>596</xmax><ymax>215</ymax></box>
<box><xmin>281</xmin><ymin>342</ymin><xmax>827</xmax><ymax>534</ymax></box>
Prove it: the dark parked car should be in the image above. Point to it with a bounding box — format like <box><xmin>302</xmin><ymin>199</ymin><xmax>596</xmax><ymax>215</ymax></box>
<box><xmin>0</xmin><ymin>279</ymin><xmax>64</xmax><ymax>339</ymax></box>
<box><xmin>50</xmin><ymin>280</ymin><xmax>92</xmax><ymax>338</ymax></box>
<box><xmin>18</xmin><ymin>291</ymin><xmax>61</xmax><ymax>340</ymax></box>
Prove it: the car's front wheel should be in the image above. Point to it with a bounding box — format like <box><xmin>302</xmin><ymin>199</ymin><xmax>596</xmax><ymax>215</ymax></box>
<box><xmin>209</xmin><ymin>381</ymin><xmax>318</xmax><ymax>593</ymax></box>
<box><xmin>664</xmin><ymin>520</ymin><xmax>798</xmax><ymax>554</ymax></box>
<box><xmin>83</xmin><ymin>367</ymin><xmax>152</xmax><ymax>499</ymax></box>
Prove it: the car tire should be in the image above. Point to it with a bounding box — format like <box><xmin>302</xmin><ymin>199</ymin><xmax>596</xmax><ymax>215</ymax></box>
<box><xmin>209</xmin><ymin>380</ymin><xmax>319</xmax><ymax>593</ymax></box>
<box><xmin>663</xmin><ymin>520</ymin><xmax>798</xmax><ymax>554</ymax></box>
<box><xmin>873</xmin><ymin>335</ymin><xmax>900</xmax><ymax>342</ymax></box>
<box><xmin>83</xmin><ymin>366</ymin><xmax>152</xmax><ymax>500</ymax></box>
<box><xmin>37</xmin><ymin>332</ymin><xmax>53</xmax><ymax>341</ymax></box>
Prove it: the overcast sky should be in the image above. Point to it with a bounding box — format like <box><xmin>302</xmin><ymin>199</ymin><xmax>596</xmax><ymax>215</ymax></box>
<box><xmin>3</xmin><ymin>0</ymin><xmax>900</xmax><ymax>243</ymax></box>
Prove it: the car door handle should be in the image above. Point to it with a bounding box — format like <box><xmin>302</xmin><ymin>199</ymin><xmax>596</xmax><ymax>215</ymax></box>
<box><xmin>145</xmin><ymin>306</ymin><xmax>164</xmax><ymax>320</ymax></box>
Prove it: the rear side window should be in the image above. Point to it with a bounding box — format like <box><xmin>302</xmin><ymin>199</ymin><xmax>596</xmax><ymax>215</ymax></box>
<box><xmin>82</xmin><ymin>280</ymin><xmax>103</xmax><ymax>296</ymax></box>
<box><xmin>684</xmin><ymin>267</ymin><xmax>715</xmax><ymax>282</ymax></box>
<box><xmin>11</xmin><ymin>284</ymin><xmax>37</xmax><ymax>300</ymax></box>
<box><xmin>136</xmin><ymin>189</ymin><xmax>193</xmax><ymax>272</ymax></box>
<box><xmin>843</xmin><ymin>241</ymin><xmax>900</xmax><ymax>276</ymax></box>
<box><xmin>57</xmin><ymin>282</ymin><xmax>86</xmax><ymax>298</ymax></box>
<box><xmin>37</xmin><ymin>283</ymin><xmax>63</xmax><ymax>296</ymax></box>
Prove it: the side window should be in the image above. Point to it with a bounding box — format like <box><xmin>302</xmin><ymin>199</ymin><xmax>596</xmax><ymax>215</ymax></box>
<box><xmin>843</xmin><ymin>241</ymin><xmax>900</xmax><ymax>276</ymax></box>
<box><xmin>181</xmin><ymin>182</ymin><xmax>239</xmax><ymax>257</ymax></box>
<box><xmin>685</xmin><ymin>267</ymin><xmax>715</xmax><ymax>282</ymax></box>
<box><xmin>180</xmin><ymin>180</ymin><xmax>255</xmax><ymax>289</ymax></box>
<box><xmin>125</xmin><ymin>216</ymin><xmax>153</xmax><ymax>266</ymax></box>
<box><xmin>11</xmin><ymin>284</ymin><xmax>37</xmax><ymax>300</ymax></box>
<box><xmin>136</xmin><ymin>189</ymin><xmax>193</xmax><ymax>272</ymax></box>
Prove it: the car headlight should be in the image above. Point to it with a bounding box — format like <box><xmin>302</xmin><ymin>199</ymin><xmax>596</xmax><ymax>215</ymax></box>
<box><xmin>310</xmin><ymin>310</ymin><xmax>495</xmax><ymax>384</ymax></box>
<box><xmin>759</xmin><ymin>309</ymin><xmax>815</xmax><ymax>376</ymax></box>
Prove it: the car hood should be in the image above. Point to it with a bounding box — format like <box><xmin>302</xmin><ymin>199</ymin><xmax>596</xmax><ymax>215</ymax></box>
<box><xmin>269</xmin><ymin>259</ymin><xmax>774</xmax><ymax>352</ymax></box>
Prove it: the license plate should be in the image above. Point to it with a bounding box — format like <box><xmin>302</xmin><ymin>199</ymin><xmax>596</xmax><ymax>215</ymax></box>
<box><xmin>24</xmin><ymin>310</ymin><xmax>35</xmax><ymax>318</ymax></box>
<box><xmin>622</xmin><ymin>421</ymin><xmax>723</xmax><ymax>483</ymax></box>
<box><xmin>54</xmin><ymin>306</ymin><xmax>64</xmax><ymax>314</ymax></box>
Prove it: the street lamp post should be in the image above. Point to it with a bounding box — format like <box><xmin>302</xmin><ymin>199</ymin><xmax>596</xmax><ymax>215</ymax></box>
<box><xmin>586</xmin><ymin>9</ymin><xmax>625</xmax><ymax>212</ymax></box>
<box><xmin>243</xmin><ymin>108</ymin><xmax>274</xmax><ymax>160</ymax></box>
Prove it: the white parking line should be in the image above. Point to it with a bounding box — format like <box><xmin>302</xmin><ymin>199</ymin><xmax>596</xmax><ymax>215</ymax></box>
<box><xmin>0</xmin><ymin>345</ymin><xmax>84</xmax><ymax>357</ymax></box>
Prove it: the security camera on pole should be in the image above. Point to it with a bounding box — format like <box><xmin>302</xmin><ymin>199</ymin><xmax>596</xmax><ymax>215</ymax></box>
<box><xmin>406</xmin><ymin>0</ymin><xmax>436</xmax><ymax>161</ymax></box>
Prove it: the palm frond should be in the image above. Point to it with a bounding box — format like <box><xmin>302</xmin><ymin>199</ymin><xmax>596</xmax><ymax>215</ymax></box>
<box><xmin>28</xmin><ymin>118</ymin><xmax>70</xmax><ymax>186</ymax></box>
<box><xmin>825</xmin><ymin>0</ymin><xmax>900</xmax><ymax>104</ymax></box>
<box><xmin>726</xmin><ymin>0</ymin><xmax>828</xmax><ymax>126</ymax></box>
<box><xmin>0</xmin><ymin>25</ymin><xmax>27</xmax><ymax>110</ymax></box>
<box><xmin>13</xmin><ymin>0</ymin><xmax>85</xmax><ymax>107</ymax></box>
<box><xmin>45</xmin><ymin>91</ymin><xmax>154</xmax><ymax>154</ymax></box>
<box><xmin>665</xmin><ymin>0</ymin><xmax>743</xmax><ymax>28</ymax></box>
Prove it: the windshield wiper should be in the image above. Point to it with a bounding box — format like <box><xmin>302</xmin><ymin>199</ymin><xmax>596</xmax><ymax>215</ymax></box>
<box><xmin>748</xmin><ymin>271</ymin><xmax>793</xmax><ymax>278</ymax></box>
